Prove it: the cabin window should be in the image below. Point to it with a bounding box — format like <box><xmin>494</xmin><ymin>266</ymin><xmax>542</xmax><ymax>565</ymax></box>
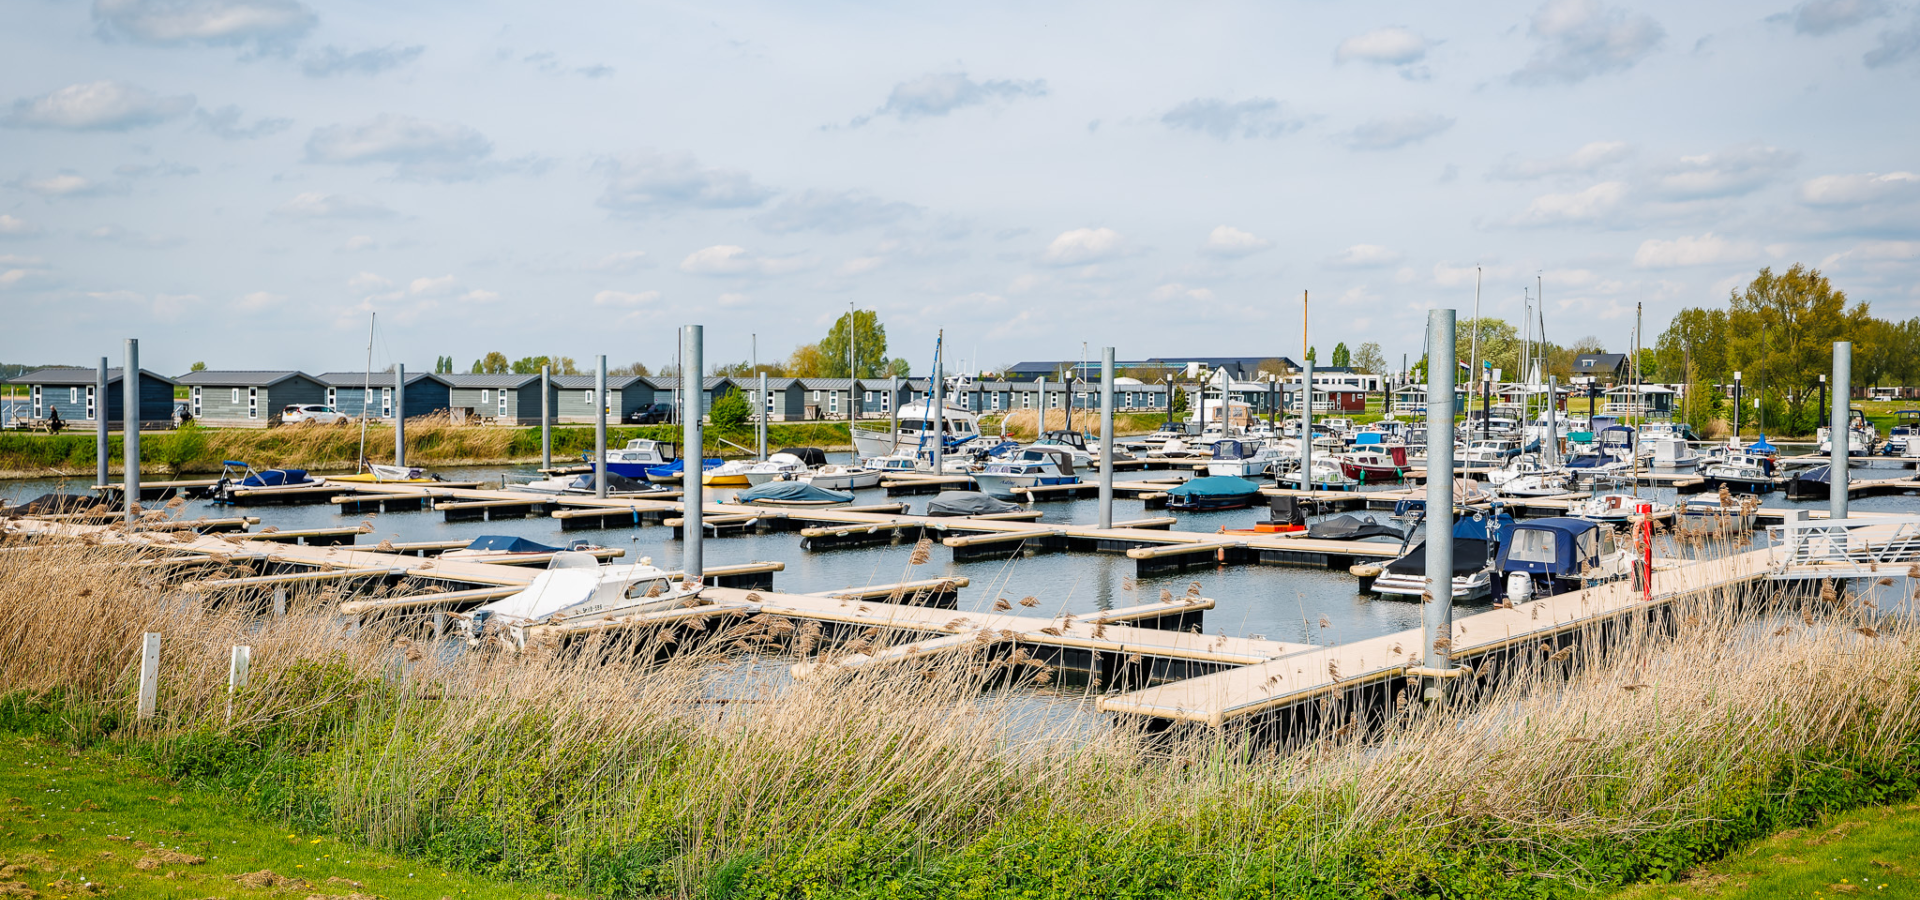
<box><xmin>991</xmin><ymin>393</ymin><xmax>1001</xmax><ymax>410</ymax></box>
<box><xmin>84</xmin><ymin>386</ymin><xmax>95</xmax><ymax>420</ymax></box>
<box><xmin>765</xmin><ymin>393</ymin><xmax>775</xmax><ymax>412</ymax></box>
<box><xmin>231</xmin><ymin>388</ymin><xmax>240</xmax><ymax>404</ymax></box>
<box><xmin>69</xmin><ymin>387</ymin><xmax>78</xmax><ymax>405</ymax></box>
<box><xmin>828</xmin><ymin>393</ymin><xmax>839</xmax><ymax>415</ymax></box>
<box><xmin>1021</xmin><ymin>393</ymin><xmax>1030</xmax><ymax>409</ymax></box>
<box><xmin>1508</xmin><ymin>529</ymin><xmax>1557</xmax><ymax>564</ymax></box>
<box><xmin>864</xmin><ymin>391</ymin><xmax>873</xmax><ymax>404</ymax></box>
<box><xmin>481</xmin><ymin>389</ymin><xmax>491</xmax><ymax>403</ymax></box>
<box><xmin>623</xmin><ymin>579</ymin><xmax>667</xmax><ymax>600</ymax></box>
<box><xmin>1123</xmin><ymin>392</ymin><xmax>1134</xmax><ymax>409</ymax></box>
<box><xmin>191</xmin><ymin>387</ymin><xmax>201</xmax><ymax>417</ymax></box>
<box><xmin>247</xmin><ymin>386</ymin><xmax>258</xmax><ymax>419</ymax></box>
<box><xmin>325</xmin><ymin>387</ymin><xmax>336</xmax><ymax>406</ymax></box>
<box><xmin>584</xmin><ymin>389</ymin><xmax>594</xmax><ymax>406</ymax></box>
<box><xmin>31</xmin><ymin>386</ymin><xmax>40</xmax><ymax>417</ymax></box>
<box><xmin>382</xmin><ymin>388</ymin><xmax>392</xmax><ymax>417</ymax></box>
<box><xmin>499</xmin><ymin>391</ymin><xmax>509</xmax><ymax>416</ymax></box>
<box><xmin>880</xmin><ymin>392</ymin><xmax>891</xmax><ymax>412</ymax></box>
<box><xmin>812</xmin><ymin>390</ymin><xmax>821</xmax><ymax>401</ymax></box>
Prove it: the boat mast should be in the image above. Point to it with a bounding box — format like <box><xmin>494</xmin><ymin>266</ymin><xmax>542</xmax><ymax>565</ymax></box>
<box><xmin>357</xmin><ymin>312</ymin><xmax>374</xmax><ymax>474</ymax></box>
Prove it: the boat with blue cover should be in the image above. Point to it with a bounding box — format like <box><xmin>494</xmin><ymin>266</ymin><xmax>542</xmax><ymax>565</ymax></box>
<box><xmin>1166</xmin><ymin>475</ymin><xmax>1265</xmax><ymax>511</ymax></box>
<box><xmin>1369</xmin><ymin>509</ymin><xmax>1516</xmax><ymax>601</ymax></box>
<box><xmin>1496</xmin><ymin>517</ymin><xmax>1629</xmax><ymax>601</ymax></box>
<box><xmin>211</xmin><ymin>460</ymin><xmax>316</xmax><ymax>503</ymax></box>
<box><xmin>442</xmin><ymin>535</ymin><xmax>598</xmax><ymax>561</ymax></box>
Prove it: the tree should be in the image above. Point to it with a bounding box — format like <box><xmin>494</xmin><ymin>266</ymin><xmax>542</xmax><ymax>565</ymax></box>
<box><xmin>1456</xmin><ymin>318</ymin><xmax>1520</xmax><ymax>377</ymax></box>
<box><xmin>1255</xmin><ymin>358</ymin><xmax>1293</xmax><ymax>380</ymax></box>
<box><xmin>1653</xmin><ymin>307</ymin><xmax>1729</xmax><ymax>384</ymax></box>
<box><xmin>1726</xmin><ymin>265</ymin><xmax>1860</xmax><ymax>405</ymax></box>
<box><xmin>610</xmin><ymin>361</ymin><xmax>652</xmax><ymax>377</ymax></box>
<box><xmin>816</xmin><ymin>309</ymin><xmax>889</xmax><ymax>378</ymax></box>
<box><xmin>470</xmin><ymin>352</ymin><xmax>510</xmax><ymax>374</ymax></box>
<box><xmin>1569</xmin><ymin>335</ymin><xmax>1607</xmax><ymax>354</ymax></box>
<box><xmin>433</xmin><ymin>356</ymin><xmax>454</xmax><ymax>374</ymax></box>
<box><xmin>189</xmin><ymin>361</ymin><xmax>207</xmax><ymax>372</ymax></box>
<box><xmin>1351</xmin><ymin>342</ymin><xmax>1385</xmax><ymax>375</ymax></box>
<box><xmin>885</xmin><ymin>357</ymin><xmax>913</xmax><ymax>378</ymax></box>
<box><xmin>785</xmin><ymin>343</ymin><xmax>830</xmax><ymax>378</ymax></box>
<box><xmin>1330</xmin><ymin>342</ymin><xmax>1351</xmax><ymax>368</ymax></box>
<box><xmin>1677</xmin><ymin>358</ymin><xmax>1719</xmax><ymax>436</ymax></box>
<box><xmin>1305</xmin><ymin>347</ymin><xmax>1317</xmax><ymax>364</ymax></box>
<box><xmin>708</xmin><ymin>388</ymin><xmax>750</xmax><ymax>431</ymax></box>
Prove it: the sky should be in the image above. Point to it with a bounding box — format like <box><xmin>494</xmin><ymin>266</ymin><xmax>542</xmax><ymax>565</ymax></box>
<box><xmin>3</xmin><ymin>0</ymin><xmax>1919</xmax><ymax>378</ymax></box>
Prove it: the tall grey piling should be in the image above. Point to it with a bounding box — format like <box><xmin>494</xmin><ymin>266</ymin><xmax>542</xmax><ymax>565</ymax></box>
<box><xmin>1831</xmin><ymin>341</ymin><xmax>1852</xmax><ymax>522</ymax></box>
<box><xmin>1037</xmin><ymin>376</ymin><xmax>1047</xmax><ymax>435</ymax></box>
<box><xmin>1300</xmin><ymin>359</ymin><xmax>1313</xmax><ymax>490</ymax></box>
<box><xmin>931</xmin><ymin>335</ymin><xmax>945</xmax><ymax>474</ymax></box>
<box><xmin>889</xmin><ymin>376</ymin><xmax>899</xmax><ymax>455</ymax></box>
<box><xmin>1422</xmin><ymin>308</ymin><xmax>1458</xmax><ymax>698</ymax></box>
<box><xmin>123</xmin><ymin>339</ymin><xmax>140</xmax><ymax>522</ymax></box>
<box><xmin>595</xmin><ymin>356</ymin><xmax>608</xmax><ymax>498</ymax></box>
<box><xmin>757</xmin><ymin>372</ymin><xmax>768</xmax><ymax>460</ymax></box>
<box><xmin>682</xmin><ymin>326</ymin><xmax>704</xmax><ymax>581</ymax></box>
<box><xmin>394</xmin><ymin>364</ymin><xmax>406</xmax><ymax>466</ymax></box>
<box><xmin>1098</xmin><ymin>347</ymin><xmax>1115</xmax><ymax>529</ymax></box>
<box><xmin>540</xmin><ymin>364</ymin><xmax>552</xmax><ymax>470</ymax></box>
<box><xmin>96</xmin><ymin>357</ymin><xmax>109</xmax><ymax>492</ymax></box>
<box><xmin>137</xmin><ymin>632</ymin><xmax>160</xmax><ymax>719</ymax></box>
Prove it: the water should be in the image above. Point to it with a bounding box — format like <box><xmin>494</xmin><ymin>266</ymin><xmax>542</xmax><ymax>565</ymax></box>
<box><xmin>7</xmin><ymin>454</ymin><xmax>1919</xmax><ymax>649</ymax></box>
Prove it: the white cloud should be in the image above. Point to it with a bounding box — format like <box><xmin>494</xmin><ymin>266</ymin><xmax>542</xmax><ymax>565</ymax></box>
<box><xmin>1432</xmin><ymin>262</ymin><xmax>1520</xmax><ymax>287</ymax></box>
<box><xmin>1864</xmin><ymin>17</ymin><xmax>1920</xmax><ymax>68</ymax></box>
<box><xmin>852</xmin><ymin>72</ymin><xmax>1047</xmax><ymax>125</ymax></box>
<box><xmin>339</xmin><ymin>235</ymin><xmax>376</xmax><ymax>251</ymax></box>
<box><xmin>1512</xmin><ymin>181</ymin><xmax>1630</xmax><ymax>225</ymax></box>
<box><xmin>93</xmin><ymin>0</ymin><xmax>317</xmax><ymax>48</ymax></box>
<box><xmin>1820</xmin><ymin>240</ymin><xmax>1920</xmax><ymax>267</ymax></box>
<box><xmin>1202</xmin><ymin>225</ymin><xmax>1272</xmax><ymax>258</ymax></box>
<box><xmin>460</xmin><ymin>289</ymin><xmax>500</xmax><ymax>303</ymax></box>
<box><xmin>305</xmin><ymin>114</ymin><xmax>495</xmax><ymax>181</ymax></box>
<box><xmin>407</xmin><ymin>274</ymin><xmax>458</xmax><ymax>296</ymax></box>
<box><xmin>756</xmin><ymin>189</ymin><xmax>918</xmax><ymax>233</ymax></box>
<box><xmin>193</xmin><ymin>104</ymin><xmax>291</xmax><ymax>140</ymax></box>
<box><xmin>1344</xmin><ymin>113</ymin><xmax>1454</xmax><ymax>150</ymax></box>
<box><xmin>302</xmin><ymin>44</ymin><xmax>424</xmax><ymax>78</ymax></box>
<box><xmin>1632</xmin><ymin>232</ymin><xmax>1758</xmax><ymax>268</ymax></box>
<box><xmin>1151</xmin><ymin>283</ymin><xmax>1214</xmax><ymax>302</ymax></box>
<box><xmin>272</xmin><ymin>192</ymin><xmax>395</xmax><ymax>220</ymax></box>
<box><xmin>1797</xmin><ymin>171</ymin><xmax>1920</xmax><ymax>207</ymax></box>
<box><xmin>838</xmin><ymin>256</ymin><xmax>885</xmax><ymax>275</ymax></box>
<box><xmin>1326</xmin><ymin>244</ymin><xmax>1403</xmax><ymax>268</ymax></box>
<box><xmin>592</xmin><ymin>249</ymin><xmax>649</xmax><ymax>272</ymax></box>
<box><xmin>1489</xmin><ymin>141</ymin><xmax>1631</xmax><ymax>180</ymax></box>
<box><xmin>1161</xmin><ymin>98</ymin><xmax>1304</xmax><ymax>140</ymax></box>
<box><xmin>1782</xmin><ymin>0</ymin><xmax>1889</xmax><ymax>36</ymax></box>
<box><xmin>1511</xmin><ymin>0</ymin><xmax>1665</xmax><ymax>86</ymax></box>
<box><xmin>1648</xmin><ymin>144</ymin><xmax>1798</xmax><ymax>200</ymax></box>
<box><xmin>593</xmin><ymin>289</ymin><xmax>660</xmax><ymax>306</ymax></box>
<box><xmin>596</xmin><ymin>151</ymin><xmax>773</xmax><ymax>215</ymax></box>
<box><xmin>0</xmin><ymin>215</ymin><xmax>35</xmax><ymax>237</ymax></box>
<box><xmin>4</xmin><ymin>81</ymin><xmax>193</xmax><ymax>131</ymax></box>
<box><xmin>79</xmin><ymin>224</ymin><xmax>184</xmax><ymax>248</ymax></box>
<box><xmin>1336</xmin><ymin>26</ymin><xmax>1430</xmax><ymax>65</ymax></box>
<box><xmin>16</xmin><ymin>173</ymin><xmax>124</xmax><ymax>197</ymax></box>
<box><xmin>1042</xmin><ymin>227</ymin><xmax>1128</xmax><ymax>265</ymax></box>
<box><xmin>677</xmin><ymin>245</ymin><xmax>812</xmax><ymax>276</ymax></box>
<box><xmin>346</xmin><ymin>272</ymin><xmax>390</xmax><ymax>292</ymax></box>
<box><xmin>716</xmin><ymin>292</ymin><xmax>750</xmax><ymax>307</ymax></box>
<box><xmin>238</xmin><ymin>290</ymin><xmax>287</xmax><ymax>310</ymax></box>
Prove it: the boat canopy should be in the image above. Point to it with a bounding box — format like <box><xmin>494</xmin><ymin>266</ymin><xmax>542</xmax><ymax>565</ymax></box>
<box><xmin>1453</xmin><ymin>510</ymin><xmax>1516</xmax><ymax>544</ymax></box>
<box><xmin>568</xmin><ymin>473</ymin><xmax>649</xmax><ymax>492</ymax></box>
<box><xmin>1749</xmin><ymin>435</ymin><xmax>1778</xmax><ymax>454</ymax></box>
<box><xmin>1038</xmin><ymin>431</ymin><xmax>1089</xmax><ymax>451</ymax></box>
<box><xmin>464</xmin><ymin>535</ymin><xmax>565</xmax><ymax>554</ymax></box>
<box><xmin>1795</xmin><ymin>464</ymin><xmax>1832</xmax><ymax>485</ymax></box>
<box><xmin>1017</xmin><ymin>447</ymin><xmax>1077</xmax><ymax>474</ymax></box>
<box><xmin>776</xmin><ymin>447</ymin><xmax>830</xmax><ymax>467</ymax></box>
<box><xmin>1307</xmin><ymin>514</ymin><xmax>1404</xmax><ymax>541</ymax></box>
<box><xmin>1167</xmin><ymin>475</ymin><xmax>1262</xmax><ymax>500</ymax></box>
<box><xmin>1385</xmin><ymin>538</ymin><xmax>1491</xmax><ymax>576</ymax></box>
<box><xmin>926</xmin><ymin>491</ymin><xmax>1021</xmax><ymax>517</ymax></box>
<box><xmin>1210</xmin><ymin>440</ymin><xmax>1256</xmax><ymax>460</ymax></box>
<box><xmin>1496</xmin><ymin>517</ymin><xmax>1602</xmax><ymax>577</ymax></box>
<box><xmin>1353</xmin><ymin>432</ymin><xmax>1383</xmax><ymax>445</ymax></box>
<box><xmin>737</xmin><ymin>480</ymin><xmax>854</xmax><ymax>504</ymax></box>
<box><xmin>240</xmin><ymin>468</ymin><xmax>308</xmax><ymax>488</ymax></box>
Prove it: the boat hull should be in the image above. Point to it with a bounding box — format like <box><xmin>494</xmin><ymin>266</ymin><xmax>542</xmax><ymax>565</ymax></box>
<box><xmin>1167</xmin><ymin>493</ymin><xmax>1260</xmax><ymax>512</ymax></box>
<box><xmin>972</xmin><ymin>473</ymin><xmax>1076</xmax><ymax>498</ymax></box>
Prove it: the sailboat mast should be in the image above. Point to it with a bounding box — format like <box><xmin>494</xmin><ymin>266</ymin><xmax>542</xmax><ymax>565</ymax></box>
<box><xmin>357</xmin><ymin>312</ymin><xmax>374</xmax><ymax>474</ymax></box>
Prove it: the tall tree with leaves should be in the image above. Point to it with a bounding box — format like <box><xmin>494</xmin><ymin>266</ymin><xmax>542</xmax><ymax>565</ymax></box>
<box><xmin>817</xmin><ymin>309</ymin><xmax>889</xmax><ymax>378</ymax></box>
<box><xmin>1350</xmin><ymin>343</ymin><xmax>1384</xmax><ymax>375</ymax></box>
<box><xmin>1330</xmin><ymin>342</ymin><xmax>1351</xmax><ymax>368</ymax></box>
<box><xmin>1654</xmin><ymin>307</ymin><xmax>1729</xmax><ymax>384</ymax></box>
<box><xmin>470</xmin><ymin>352</ymin><xmax>510</xmax><ymax>374</ymax></box>
<box><xmin>1726</xmin><ymin>265</ymin><xmax>1864</xmax><ymax>403</ymax></box>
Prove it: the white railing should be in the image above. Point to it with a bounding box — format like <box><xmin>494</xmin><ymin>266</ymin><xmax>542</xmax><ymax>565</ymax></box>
<box><xmin>1767</xmin><ymin>514</ymin><xmax>1920</xmax><ymax>575</ymax></box>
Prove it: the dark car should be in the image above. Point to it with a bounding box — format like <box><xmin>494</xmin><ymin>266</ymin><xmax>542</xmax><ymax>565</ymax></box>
<box><xmin>625</xmin><ymin>402</ymin><xmax>674</xmax><ymax>425</ymax></box>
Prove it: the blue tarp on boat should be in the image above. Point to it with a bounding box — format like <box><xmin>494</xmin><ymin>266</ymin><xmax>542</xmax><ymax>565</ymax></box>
<box><xmin>737</xmin><ymin>480</ymin><xmax>854</xmax><ymax>504</ymax></box>
<box><xmin>1167</xmin><ymin>476</ymin><xmax>1262</xmax><ymax>499</ymax></box>
<box><xmin>643</xmin><ymin>458</ymin><xmax>725</xmax><ymax>479</ymax></box>
<box><xmin>1496</xmin><ymin>517</ymin><xmax>1602</xmax><ymax>577</ymax></box>
<box><xmin>464</xmin><ymin>535</ymin><xmax>564</xmax><ymax>554</ymax></box>
<box><xmin>240</xmin><ymin>468</ymin><xmax>308</xmax><ymax>487</ymax></box>
<box><xmin>1750</xmin><ymin>435</ymin><xmax>1778</xmax><ymax>454</ymax></box>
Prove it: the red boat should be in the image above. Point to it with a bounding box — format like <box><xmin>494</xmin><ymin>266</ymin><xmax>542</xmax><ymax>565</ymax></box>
<box><xmin>1337</xmin><ymin>446</ymin><xmax>1410</xmax><ymax>483</ymax></box>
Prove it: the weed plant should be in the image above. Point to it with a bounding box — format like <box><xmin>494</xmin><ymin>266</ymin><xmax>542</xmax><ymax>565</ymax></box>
<box><xmin>0</xmin><ymin>517</ymin><xmax>1917</xmax><ymax>898</ymax></box>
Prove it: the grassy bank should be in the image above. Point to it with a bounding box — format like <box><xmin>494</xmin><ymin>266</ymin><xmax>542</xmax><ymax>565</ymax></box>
<box><xmin>2</xmin><ymin>534</ymin><xmax>1919</xmax><ymax>898</ymax></box>
<box><xmin>0</xmin><ymin>731</ymin><xmax>576</xmax><ymax>900</ymax></box>
<box><xmin>1611</xmin><ymin>798</ymin><xmax>1920</xmax><ymax>899</ymax></box>
<box><xmin>0</xmin><ymin>417</ymin><xmax>853</xmax><ymax>479</ymax></box>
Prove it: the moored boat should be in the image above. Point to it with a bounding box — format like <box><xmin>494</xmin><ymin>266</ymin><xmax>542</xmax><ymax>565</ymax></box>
<box><xmin>1165</xmin><ymin>475</ymin><xmax>1263</xmax><ymax>511</ymax></box>
<box><xmin>458</xmin><ymin>553</ymin><xmax>702</xmax><ymax>651</ymax></box>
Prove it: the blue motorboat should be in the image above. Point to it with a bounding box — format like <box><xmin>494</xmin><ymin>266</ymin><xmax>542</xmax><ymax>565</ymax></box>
<box><xmin>1496</xmin><ymin>517</ymin><xmax>1629</xmax><ymax>600</ymax></box>
<box><xmin>1166</xmin><ymin>475</ymin><xmax>1264</xmax><ymax>511</ymax></box>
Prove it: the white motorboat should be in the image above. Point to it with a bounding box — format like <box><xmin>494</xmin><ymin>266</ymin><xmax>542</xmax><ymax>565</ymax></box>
<box><xmin>1274</xmin><ymin>457</ymin><xmax>1358</xmax><ymax>490</ymax></box>
<box><xmin>509</xmin><ymin>472</ymin><xmax>662</xmax><ymax>495</ymax></box>
<box><xmin>1677</xmin><ymin>494</ymin><xmax>1754</xmax><ymax>534</ymax></box>
<box><xmin>457</xmin><ymin>553</ymin><xmax>702</xmax><ymax>651</ymax></box>
<box><xmin>1205</xmin><ymin>439</ymin><xmax>1285</xmax><ymax>478</ymax></box>
<box><xmin>851</xmin><ymin>400</ymin><xmax>984</xmax><ymax>458</ymax></box>
<box><xmin>972</xmin><ymin>447</ymin><xmax>1080</xmax><ymax>498</ymax></box>
<box><xmin>802</xmin><ymin>464</ymin><xmax>883</xmax><ymax>491</ymax></box>
<box><xmin>1641</xmin><ymin>435</ymin><xmax>1700</xmax><ymax>468</ymax></box>
<box><xmin>1572</xmin><ymin>493</ymin><xmax>1674</xmax><ymax>525</ymax></box>
<box><xmin>1817</xmin><ymin>409</ymin><xmax>1878</xmax><ymax>455</ymax></box>
<box><xmin>1495</xmin><ymin>472</ymin><xmax>1574</xmax><ymax>498</ymax></box>
<box><xmin>597</xmin><ymin>438</ymin><xmax>677</xmax><ymax>480</ymax></box>
<box><xmin>741</xmin><ymin>452</ymin><xmax>811</xmax><ymax>486</ymax></box>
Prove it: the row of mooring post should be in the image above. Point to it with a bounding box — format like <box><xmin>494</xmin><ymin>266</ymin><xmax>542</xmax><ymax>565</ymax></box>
<box><xmin>135</xmin><ymin>632</ymin><xmax>253</xmax><ymax>723</ymax></box>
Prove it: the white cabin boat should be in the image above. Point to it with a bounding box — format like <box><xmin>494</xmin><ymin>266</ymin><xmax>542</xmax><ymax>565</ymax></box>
<box><xmin>972</xmin><ymin>447</ymin><xmax>1079</xmax><ymax>498</ymax></box>
<box><xmin>458</xmin><ymin>553</ymin><xmax>702</xmax><ymax>650</ymax></box>
<box><xmin>851</xmin><ymin>401</ymin><xmax>983</xmax><ymax>458</ymax></box>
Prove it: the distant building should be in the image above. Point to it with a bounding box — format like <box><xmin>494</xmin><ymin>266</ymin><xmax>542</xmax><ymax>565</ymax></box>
<box><xmin>442</xmin><ymin>374</ymin><xmax>544</xmax><ymax>425</ymax></box>
<box><xmin>10</xmin><ymin>367</ymin><xmax>176</xmax><ymax>428</ymax></box>
<box><xmin>1002</xmin><ymin>356</ymin><xmax>1299</xmax><ymax>383</ymax></box>
<box><xmin>1572</xmin><ymin>353</ymin><xmax>1629</xmax><ymax>383</ymax></box>
<box><xmin>313</xmin><ymin>371</ymin><xmax>454</xmax><ymax>421</ymax></box>
<box><xmin>175</xmin><ymin>370</ymin><xmax>329</xmax><ymax>427</ymax></box>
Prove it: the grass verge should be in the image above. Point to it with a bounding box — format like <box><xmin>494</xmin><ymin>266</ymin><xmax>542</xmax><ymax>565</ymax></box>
<box><xmin>0</xmin><ymin>730</ymin><xmax>573</xmax><ymax>900</ymax></box>
<box><xmin>1611</xmin><ymin>797</ymin><xmax>1920</xmax><ymax>898</ymax></box>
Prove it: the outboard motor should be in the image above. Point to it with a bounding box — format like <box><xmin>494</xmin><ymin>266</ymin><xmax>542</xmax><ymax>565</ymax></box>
<box><xmin>464</xmin><ymin>610</ymin><xmax>491</xmax><ymax>644</ymax></box>
<box><xmin>1507</xmin><ymin>571</ymin><xmax>1534</xmax><ymax>603</ymax></box>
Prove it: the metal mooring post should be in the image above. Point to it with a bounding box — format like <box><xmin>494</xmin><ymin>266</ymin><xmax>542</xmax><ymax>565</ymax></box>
<box><xmin>1098</xmin><ymin>347</ymin><xmax>1116</xmax><ymax>529</ymax></box>
<box><xmin>540</xmin><ymin>364</ymin><xmax>552</xmax><ymax>470</ymax></box>
<box><xmin>96</xmin><ymin>358</ymin><xmax>109</xmax><ymax>494</ymax></box>
<box><xmin>124</xmin><ymin>339</ymin><xmax>141</xmax><ymax>524</ymax></box>
<box><xmin>394</xmin><ymin>364</ymin><xmax>407</xmax><ymax>466</ymax></box>
<box><xmin>1831</xmin><ymin>341</ymin><xmax>1851</xmax><ymax>523</ymax></box>
<box><xmin>1419</xmin><ymin>308</ymin><xmax>1458</xmax><ymax>702</ymax></box>
<box><xmin>596</xmin><ymin>356</ymin><xmax>609</xmax><ymax>498</ymax></box>
<box><xmin>682</xmin><ymin>325</ymin><xmax>704</xmax><ymax>582</ymax></box>
<box><xmin>137</xmin><ymin>633</ymin><xmax>161</xmax><ymax>719</ymax></box>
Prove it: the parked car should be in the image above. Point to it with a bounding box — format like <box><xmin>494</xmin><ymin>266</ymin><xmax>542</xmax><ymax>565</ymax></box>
<box><xmin>625</xmin><ymin>402</ymin><xmax>674</xmax><ymax>424</ymax></box>
<box><xmin>282</xmin><ymin>404</ymin><xmax>348</xmax><ymax>425</ymax></box>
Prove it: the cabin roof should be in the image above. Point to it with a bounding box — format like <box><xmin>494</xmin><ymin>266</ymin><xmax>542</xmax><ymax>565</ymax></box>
<box><xmin>10</xmin><ymin>367</ymin><xmax>177</xmax><ymax>386</ymax></box>
<box><xmin>550</xmin><ymin>375</ymin><xmax>649</xmax><ymax>390</ymax></box>
<box><xmin>312</xmin><ymin>371</ymin><xmax>450</xmax><ymax>388</ymax></box>
<box><xmin>173</xmin><ymin>370</ymin><xmax>311</xmax><ymax>387</ymax></box>
<box><xmin>441</xmin><ymin>374</ymin><xmax>540</xmax><ymax>389</ymax></box>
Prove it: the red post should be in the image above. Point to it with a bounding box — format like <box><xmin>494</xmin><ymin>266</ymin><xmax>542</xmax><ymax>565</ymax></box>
<box><xmin>1635</xmin><ymin>501</ymin><xmax>1654</xmax><ymax>601</ymax></box>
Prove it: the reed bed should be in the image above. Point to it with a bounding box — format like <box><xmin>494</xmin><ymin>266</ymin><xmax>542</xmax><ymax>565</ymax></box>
<box><xmin>0</xmin><ymin>522</ymin><xmax>1916</xmax><ymax>898</ymax></box>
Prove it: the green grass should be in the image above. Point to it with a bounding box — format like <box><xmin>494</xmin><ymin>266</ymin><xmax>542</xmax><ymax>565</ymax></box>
<box><xmin>0</xmin><ymin>731</ymin><xmax>576</xmax><ymax>900</ymax></box>
<box><xmin>1611</xmin><ymin>798</ymin><xmax>1920</xmax><ymax>899</ymax></box>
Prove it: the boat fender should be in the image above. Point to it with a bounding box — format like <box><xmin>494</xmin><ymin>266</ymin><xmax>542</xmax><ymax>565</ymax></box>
<box><xmin>1349</xmin><ymin>564</ymin><xmax>1383</xmax><ymax>578</ymax></box>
